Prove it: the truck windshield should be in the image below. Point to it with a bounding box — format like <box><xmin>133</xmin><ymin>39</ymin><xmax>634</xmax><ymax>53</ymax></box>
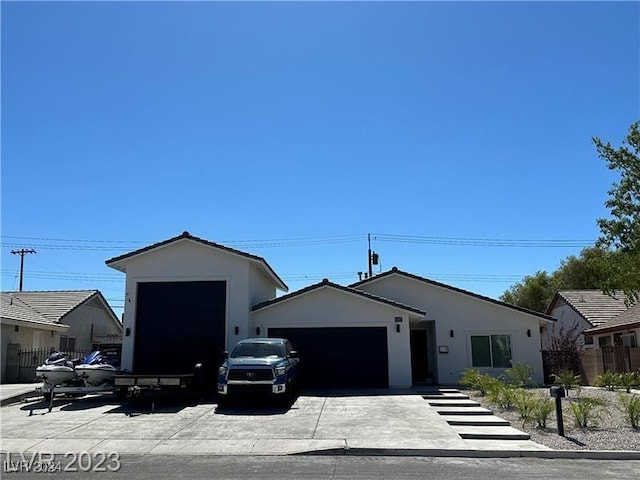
<box><xmin>231</xmin><ymin>342</ymin><xmax>285</xmax><ymax>358</ymax></box>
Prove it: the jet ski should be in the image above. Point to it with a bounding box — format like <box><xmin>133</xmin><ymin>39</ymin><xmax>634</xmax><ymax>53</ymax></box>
<box><xmin>74</xmin><ymin>351</ymin><xmax>118</xmax><ymax>386</ymax></box>
<box><xmin>35</xmin><ymin>351</ymin><xmax>78</xmax><ymax>386</ymax></box>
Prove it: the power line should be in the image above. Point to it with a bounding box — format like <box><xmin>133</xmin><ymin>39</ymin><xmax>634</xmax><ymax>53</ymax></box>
<box><xmin>371</xmin><ymin>233</ymin><xmax>594</xmax><ymax>248</ymax></box>
<box><xmin>2</xmin><ymin>233</ymin><xmax>596</xmax><ymax>250</ymax></box>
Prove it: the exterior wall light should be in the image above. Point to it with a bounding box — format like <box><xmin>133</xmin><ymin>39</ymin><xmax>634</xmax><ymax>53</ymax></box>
<box><xmin>527</xmin><ymin>329</ymin><xmax>531</xmax><ymax>337</ymax></box>
<box><xmin>449</xmin><ymin>329</ymin><xmax>454</xmax><ymax>338</ymax></box>
<box><xmin>396</xmin><ymin>324</ymin><xmax>401</xmax><ymax>333</ymax></box>
<box><xmin>256</xmin><ymin>326</ymin><xmax>261</xmax><ymax>336</ymax></box>
<box><xmin>234</xmin><ymin>326</ymin><xmax>239</xmax><ymax>335</ymax></box>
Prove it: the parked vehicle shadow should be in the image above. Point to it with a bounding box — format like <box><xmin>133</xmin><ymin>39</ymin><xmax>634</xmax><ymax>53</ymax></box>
<box><xmin>300</xmin><ymin>387</ymin><xmax>424</xmax><ymax>397</ymax></box>
<box><xmin>214</xmin><ymin>394</ymin><xmax>296</xmax><ymax>416</ymax></box>
<box><xmin>17</xmin><ymin>392</ymin><xmax>217</xmax><ymax>415</ymax></box>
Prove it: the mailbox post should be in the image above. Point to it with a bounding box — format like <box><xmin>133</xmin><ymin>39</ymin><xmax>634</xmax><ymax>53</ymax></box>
<box><xmin>550</xmin><ymin>386</ymin><xmax>566</xmax><ymax>437</ymax></box>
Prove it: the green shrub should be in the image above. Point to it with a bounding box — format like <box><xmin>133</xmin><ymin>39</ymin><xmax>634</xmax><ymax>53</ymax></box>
<box><xmin>486</xmin><ymin>383</ymin><xmax>519</xmax><ymax>409</ymax></box>
<box><xmin>619</xmin><ymin>393</ymin><xmax>640</xmax><ymax>429</ymax></box>
<box><xmin>594</xmin><ymin>371</ymin><xmax>620</xmax><ymax>391</ymax></box>
<box><xmin>531</xmin><ymin>398</ymin><xmax>555</xmax><ymax>429</ymax></box>
<box><xmin>459</xmin><ymin>369</ymin><xmax>483</xmax><ymax>390</ymax></box>
<box><xmin>551</xmin><ymin>370</ymin><xmax>581</xmax><ymax>392</ymax></box>
<box><xmin>513</xmin><ymin>389</ymin><xmax>538</xmax><ymax>421</ymax></box>
<box><xmin>504</xmin><ymin>362</ymin><xmax>536</xmax><ymax>387</ymax></box>
<box><xmin>569</xmin><ymin>394</ymin><xmax>605</xmax><ymax>428</ymax></box>
<box><xmin>617</xmin><ymin>372</ymin><xmax>640</xmax><ymax>394</ymax></box>
<box><xmin>459</xmin><ymin>369</ymin><xmax>503</xmax><ymax>396</ymax></box>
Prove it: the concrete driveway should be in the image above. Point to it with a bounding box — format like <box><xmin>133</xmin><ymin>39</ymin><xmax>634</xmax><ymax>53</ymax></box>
<box><xmin>0</xmin><ymin>388</ymin><xmax>549</xmax><ymax>456</ymax></box>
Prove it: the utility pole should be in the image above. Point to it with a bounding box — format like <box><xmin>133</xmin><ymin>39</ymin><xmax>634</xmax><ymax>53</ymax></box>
<box><xmin>11</xmin><ymin>249</ymin><xmax>36</xmax><ymax>292</ymax></box>
<box><xmin>368</xmin><ymin>234</ymin><xmax>373</xmax><ymax>278</ymax></box>
<box><xmin>367</xmin><ymin>234</ymin><xmax>379</xmax><ymax>279</ymax></box>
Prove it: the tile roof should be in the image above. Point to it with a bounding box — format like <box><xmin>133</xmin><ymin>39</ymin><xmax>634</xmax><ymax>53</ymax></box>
<box><xmin>252</xmin><ymin>278</ymin><xmax>426</xmax><ymax>316</ymax></box>
<box><xmin>584</xmin><ymin>303</ymin><xmax>640</xmax><ymax>334</ymax></box>
<box><xmin>105</xmin><ymin>231</ymin><xmax>288</xmax><ymax>292</ymax></box>
<box><xmin>1</xmin><ymin>290</ymin><xmax>98</xmax><ymax>323</ymax></box>
<box><xmin>1</xmin><ymin>293</ymin><xmax>52</xmax><ymax>325</ymax></box>
<box><xmin>548</xmin><ymin>290</ymin><xmax>629</xmax><ymax>327</ymax></box>
<box><xmin>350</xmin><ymin>267</ymin><xmax>556</xmax><ymax>323</ymax></box>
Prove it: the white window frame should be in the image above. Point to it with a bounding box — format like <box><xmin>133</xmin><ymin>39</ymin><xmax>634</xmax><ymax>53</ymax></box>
<box><xmin>468</xmin><ymin>333</ymin><xmax>513</xmax><ymax>369</ymax></box>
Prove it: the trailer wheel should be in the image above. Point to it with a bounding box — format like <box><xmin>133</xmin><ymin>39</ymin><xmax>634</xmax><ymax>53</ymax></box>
<box><xmin>42</xmin><ymin>392</ymin><xmax>52</xmax><ymax>402</ymax></box>
<box><xmin>114</xmin><ymin>388</ymin><xmax>127</xmax><ymax>400</ymax></box>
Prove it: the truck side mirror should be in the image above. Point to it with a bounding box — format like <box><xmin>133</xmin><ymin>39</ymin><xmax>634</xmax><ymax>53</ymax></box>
<box><xmin>222</xmin><ymin>351</ymin><xmax>229</xmax><ymax>359</ymax></box>
<box><xmin>289</xmin><ymin>350</ymin><xmax>299</xmax><ymax>358</ymax></box>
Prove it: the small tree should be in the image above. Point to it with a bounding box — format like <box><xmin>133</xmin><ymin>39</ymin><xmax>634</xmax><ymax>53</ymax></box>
<box><xmin>542</xmin><ymin>321</ymin><xmax>583</xmax><ymax>383</ymax></box>
<box><xmin>593</xmin><ymin>120</ymin><xmax>640</xmax><ymax>304</ymax></box>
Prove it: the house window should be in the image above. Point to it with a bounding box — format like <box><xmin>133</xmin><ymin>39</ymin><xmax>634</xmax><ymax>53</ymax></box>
<box><xmin>470</xmin><ymin>334</ymin><xmax>512</xmax><ymax>368</ymax></box>
<box><xmin>620</xmin><ymin>332</ymin><xmax>637</xmax><ymax>348</ymax></box>
<box><xmin>584</xmin><ymin>336</ymin><xmax>594</xmax><ymax>345</ymax></box>
<box><xmin>60</xmin><ymin>336</ymin><xmax>76</xmax><ymax>351</ymax></box>
<box><xmin>598</xmin><ymin>336</ymin><xmax>612</xmax><ymax>348</ymax></box>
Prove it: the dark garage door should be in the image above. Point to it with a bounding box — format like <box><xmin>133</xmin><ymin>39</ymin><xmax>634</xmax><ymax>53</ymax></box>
<box><xmin>134</xmin><ymin>281</ymin><xmax>226</xmax><ymax>374</ymax></box>
<box><xmin>268</xmin><ymin>327</ymin><xmax>388</xmax><ymax>388</ymax></box>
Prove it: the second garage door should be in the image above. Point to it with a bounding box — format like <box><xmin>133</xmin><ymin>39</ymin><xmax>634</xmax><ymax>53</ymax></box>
<box><xmin>267</xmin><ymin>326</ymin><xmax>389</xmax><ymax>388</ymax></box>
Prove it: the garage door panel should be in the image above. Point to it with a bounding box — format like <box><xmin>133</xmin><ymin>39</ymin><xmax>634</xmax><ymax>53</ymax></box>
<box><xmin>135</xmin><ymin>281</ymin><xmax>226</xmax><ymax>374</ymax></box>
<box><xmin>268</xmin><ymin>327</ymin><xmax>388</xmax><ymax>388</ymax></box>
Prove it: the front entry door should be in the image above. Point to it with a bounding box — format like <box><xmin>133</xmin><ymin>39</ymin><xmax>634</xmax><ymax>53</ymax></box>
<box><xmin>410</xmin><ymin>329</ymin><xmax>429</xmax><ymax>385</ymax></box>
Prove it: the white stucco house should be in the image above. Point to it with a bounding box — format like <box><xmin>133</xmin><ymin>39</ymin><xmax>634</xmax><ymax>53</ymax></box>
<box><xmin>106</xmin><ymin>232</ymin><xmax>554</xmax><ymax>387</ymax></box>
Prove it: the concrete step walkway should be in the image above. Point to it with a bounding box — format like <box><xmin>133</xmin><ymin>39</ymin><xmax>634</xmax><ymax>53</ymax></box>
<box><xmin>423</xmin><ymin>388</ymin><xmax>530</xmax><ymax>441</ymax></box>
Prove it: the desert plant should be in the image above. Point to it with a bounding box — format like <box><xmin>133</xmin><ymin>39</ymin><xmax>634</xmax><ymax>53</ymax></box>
<box><xmin>504</xmin><ymin>362</ymin><xmax>536</xmax><ymax>387</ymax></box>
<box><xmin>513</xmin><ymin>389</ymin><xmax>539</xmax><ymax>422</ymax></box>
<box><xmin>551</xmin><ymin>369</ymin><xmax>581</xmax><ymax>393</ymax></box>
<box><xmin>617</xmin><ymin>372</ymin><xmax>639</xmax><ymax>393</ymax></box>
<box><xmin>459</xmin><ymin>369</ymin><xmax>503</xmax><ymax>396</ymax></box>
<box><xmin>531</xmin><ymin>397</ymin><xmax>555</xmax><ymax>429</ymax></box>
<box><xmin>569</xmin><ymin>395</ymin><xmax>605</xmax><ymax>428</ymax></box>
<box><xmin>619</xmin><ymin>393</ymin><xmax>640</xmax><ymax>428</ymax></box>
<box><xmin>594</xmin><ymin>371</ymin><xmax>620</xmax><ymax>391</ymax></box>
<box><xmin>486</xmin><ymin>383</ymin><xmax>519</xmax><ymax>409</ymax></box>
<box><xmin>459</xmin><ymin>368</ymin><xmax>483</xmax><ymax>391</ymax></box>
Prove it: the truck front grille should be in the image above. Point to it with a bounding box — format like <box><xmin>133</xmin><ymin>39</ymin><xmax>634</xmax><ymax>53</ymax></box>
<box><xmin>228</xmin><ymin>368</ymin><xmax>274</xmax><ymax>381</ymax></box>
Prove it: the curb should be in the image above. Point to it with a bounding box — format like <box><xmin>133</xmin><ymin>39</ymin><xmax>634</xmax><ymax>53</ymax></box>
<box><xmin>297</xmin><ymin>447</ymin><xmax>640</xmax><ymax>460</ymax></box>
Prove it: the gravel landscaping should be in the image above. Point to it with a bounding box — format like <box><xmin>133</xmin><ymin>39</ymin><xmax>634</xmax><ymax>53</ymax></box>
<box><xmin>467</xmin><ymin>387</ymin><xmax>640</xmax><ymax>451</ymax></box>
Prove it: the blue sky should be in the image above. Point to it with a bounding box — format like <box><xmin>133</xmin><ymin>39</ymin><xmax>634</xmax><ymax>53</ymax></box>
<box><xmin>2</xmin><ymin>1</ymin><xmax>638</xmax><ymax>318</ymax></box>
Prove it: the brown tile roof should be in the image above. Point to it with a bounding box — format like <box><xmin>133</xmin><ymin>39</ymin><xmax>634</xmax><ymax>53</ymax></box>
<box><xmin>1</xmin><ymin>290</ymin><xmax>98</xmax><ymax>323</ymax></box>
<box><xmin>584</xmin><ymin>303</ymin><xmax>640</xmax><ymax>334</ymax></box>
<box><xmin>547</xmin><ymin>290</ymin><xmax>629</xmax><ymax>327</ymax></box>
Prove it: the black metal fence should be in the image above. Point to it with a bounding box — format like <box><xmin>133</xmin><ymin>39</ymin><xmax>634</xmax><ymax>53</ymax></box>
<box><xmin>7</xmin><ymin>345</ymin><xmax>122</xmax><ymax>383</ymax></box>
<box><xmin>15</xmin><ymin>348</ymin><xmax>89</xmax><ymax>383</ymax></box>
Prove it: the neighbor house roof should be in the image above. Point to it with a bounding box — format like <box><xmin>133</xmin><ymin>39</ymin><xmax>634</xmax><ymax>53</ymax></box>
<box><xmin>252</xmin><ymin>278</ymin><xmax>426</xmax><ymax>317</ymax></box>
<box><xmin>584</xmin><ymin>303</ymin><xmax>640</xmax><ymax>335</ymax></box>
<box><xmin>350</xmin><ymin>267</ymin><xmax>556</xmax><ymax>323</ymax></box>
<box><xmin>1</xmin><ymin>290</ymin><xmax>121</xmax><ymax>331</ymax></box>
<box><xmin>546</xmin><ymin>290</ymin><xmax>629</xmax><ymax>328</ymax></box>
<box><xmin>105</xmin><ymin>231</ymin><xmax>288</xmax><ymax>292</ymax></box>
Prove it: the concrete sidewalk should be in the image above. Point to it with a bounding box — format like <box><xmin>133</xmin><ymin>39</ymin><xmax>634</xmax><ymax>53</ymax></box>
<box><xmin>1</xmin><ymin>387</ymin><xmax>638</xmax><ymax>459</ymax></box>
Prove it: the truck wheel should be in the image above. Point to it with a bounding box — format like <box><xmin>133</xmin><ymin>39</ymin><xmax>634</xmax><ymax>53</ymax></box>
<box><xmin>217</xmin><ymin>395</ymin><xmax>227</xmax><ymax>409</ymax></box>
<box><xmin>42</xmin><ymin>392</ymin><xmax>52</xmax><ymax>402</ymax></box>
<box><xmin>114</xmin><ymin>388</ymin><xmax>127</xmax><ymax>400</ymax></box>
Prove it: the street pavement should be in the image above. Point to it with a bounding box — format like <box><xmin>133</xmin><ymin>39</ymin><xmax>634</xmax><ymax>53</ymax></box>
<box><xmin>0</xmin><ymin>385</ymin><xmax>638</xmax><ymax>459</ymax></box>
